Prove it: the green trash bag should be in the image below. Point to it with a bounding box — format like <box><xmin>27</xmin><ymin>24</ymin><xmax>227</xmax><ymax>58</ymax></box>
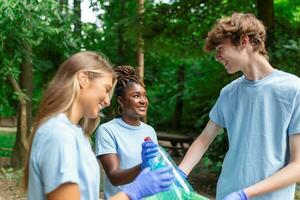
<box><xmin>142</xmin><ymin>137</ymin><xmax>210</xmax><ymax>200</ymax></box>
<box><xmin>143</xmin><ymin>187</ymin><xmax>210</xmax><ymax>200</ymax></box>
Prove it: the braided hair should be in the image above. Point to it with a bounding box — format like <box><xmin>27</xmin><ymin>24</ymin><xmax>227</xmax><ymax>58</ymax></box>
<box><xmin>115</xmin><ymin>65</ymin><xmax>145</xmax><ymax>98</ymax></box>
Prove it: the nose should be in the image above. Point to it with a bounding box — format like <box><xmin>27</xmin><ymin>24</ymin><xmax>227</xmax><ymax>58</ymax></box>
<box><xmin>215</xmin><ymin>52</ymin><xmax>222</xmax><ymax>62</ymax></box>
<box><xmin>103</xmin><ymin>94</ymin><xmax>111</xmax><ymax>107</ymax></box>
<box><xmin>139</xmin><ymin>96</ymin><xmax>148</xmax><ymax>104</ymax></box>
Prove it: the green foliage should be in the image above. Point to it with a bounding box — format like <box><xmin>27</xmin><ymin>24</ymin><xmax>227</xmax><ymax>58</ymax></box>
<box><xmin>0</xmin><ymin>0</ymin><xmax>299</xmax><ymax>174</ymax></box>
<box><xmin>0</xmin><ymin>0</ymin><xmax>83</xmax><ymax>115</ymax></box>
<box><xmin>275</xmin><ymin>0</ymin><xmax>300</xmax><ymax>28</ymax></box>
<box><xmin>0</xmin><ymin>133</ymin><xmax>15</xmax><ymax>158</ymax></box>
<box><xmin>272</xmin><ymin>38</ymin><xmax>300</xmax><ymax>76</ymax></box>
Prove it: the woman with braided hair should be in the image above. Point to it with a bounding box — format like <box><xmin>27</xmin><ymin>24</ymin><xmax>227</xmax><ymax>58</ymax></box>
<box><xmin>95</xmin><ymin>65</ymin><xmax>159</xmax><ymax>199</ymax></box>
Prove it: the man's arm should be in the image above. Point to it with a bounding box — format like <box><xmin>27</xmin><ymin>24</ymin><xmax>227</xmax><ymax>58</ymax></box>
<box><xmin>99</xmin><ymin>154</ymin><xmax>141</xmax><ymax>186</ymax></box>
<box><xmin>244</xmin><ymin>133</ymin><xmax>300</xmax><ymax>198</ymax></box>
<box><xmin>179</xmin><ymin>120</ymin><xmax>222</xmax><ymax>175</ymax></box>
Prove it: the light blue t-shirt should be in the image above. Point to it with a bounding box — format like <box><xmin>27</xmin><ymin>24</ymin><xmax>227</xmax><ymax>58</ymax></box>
<box><xmin>209</xmin><ymin>70</ymin><xmax>300</xmax><ymax>200</ymax></box>
<box><xmin>28</xmin><ymin>113</ymin><xmax>100</xmax><ymax>200</ymax></box>
<box><xmin>95</xmin><ymin>118</ymin><xmax>158</xmax><ymax>199</ymax></box>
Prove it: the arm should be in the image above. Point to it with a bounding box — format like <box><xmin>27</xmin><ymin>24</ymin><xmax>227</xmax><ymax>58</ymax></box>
<box><xmin>47</xmin><ymin>183</ymin><xmax>80</xmax><ymax>200</ymax></box>
<box><xmin>244</xmin><ymin>133</ymin><xmax>300</xmax><ymax>198</ymax></box>
<box><xmin>99</xmin><ymin>154</ymin><xmax>141</xmax><ymax>186</ymax></box>
<box><xmin>110</xmin><ymin>192</ymin><xmax>130</xmax><ymax>200</ymax></box>
<box><xmin>179</xmin><ymin>120</ymin><xmax>222</xmax><ymax>175</ymax></box>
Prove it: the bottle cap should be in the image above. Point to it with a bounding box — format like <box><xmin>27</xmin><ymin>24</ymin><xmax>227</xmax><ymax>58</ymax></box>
<box><xmin>144</xmin><ymin>137</ymin><xmax>152</xmax><ymax>142</ymax></box>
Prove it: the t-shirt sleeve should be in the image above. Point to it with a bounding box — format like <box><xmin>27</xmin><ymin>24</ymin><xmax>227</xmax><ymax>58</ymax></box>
<box><xmin>209</xmin><ymin>94</ymin><xmax>226</xmax><ymax>128</ymax></box>
<box><xmin>39</xmin><ymin>132</ymin><xmax>79</xmax><ymax>194</ymax></box>
<box><xmin>94</xmin><ymin>125</ymin><xmax>117</xmax><ymax>156</ymax></box>
<box><xmin>288</xmin><ymin>91</ymin><xmax>300</xmax><ymax>135</ymax></box>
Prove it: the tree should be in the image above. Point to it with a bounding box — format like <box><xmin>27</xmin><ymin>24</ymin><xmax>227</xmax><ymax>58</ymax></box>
<box><xmin>137</xmin><ymin>0</ymin><xmax>144</xmax><ymax>82</ymax></box>
<box><xmin>257</xmin><ymin>0</ymin><xmax>275</xmax><ymax>49</ymax></box>
<box><xmin>74</xmin><ymin>0</ymin><xmax>82</xmax><ymax>36</ymax></box>
<box><xmin>0</xmin><ymin>0</ymin><xmax>80</xmax><ymax>167</ymax></box>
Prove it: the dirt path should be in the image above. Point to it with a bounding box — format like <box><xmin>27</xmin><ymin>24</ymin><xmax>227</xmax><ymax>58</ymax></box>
<box><xmin>0</xmin><ymin>169</ymin><xmax>25</xmax><ymax>200</ymax></box>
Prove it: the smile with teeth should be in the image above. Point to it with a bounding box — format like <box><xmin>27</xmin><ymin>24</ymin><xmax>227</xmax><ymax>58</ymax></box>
<box><xmin>138</xmin><ymin>107</ymin><xmax>146</xmax><ymax>111</ymax></box>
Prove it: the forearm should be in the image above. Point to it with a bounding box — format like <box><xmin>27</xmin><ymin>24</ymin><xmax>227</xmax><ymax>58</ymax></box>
<box><xmin>179</xmin><ymin>138</ymin><xmax>209</xmax><ymax>175</ymax></box>
<box><xmin>245</xmin><ymin>161</ymin><xmax>300</xmax><ymax>198</ymax></box>
<box><xmin>110</xmin><ymin>192</ymin><xmax>130</xmax><ymax>200</ymax></box>
<box><xmin>179</xmin><ymin>121</ymin><xmax>220</xmax><ymax>175</ymax></box>
<box><xmin>107</xmin><ymin>165</ymin><xmax>141</xmax><ymax>186</ymax></box>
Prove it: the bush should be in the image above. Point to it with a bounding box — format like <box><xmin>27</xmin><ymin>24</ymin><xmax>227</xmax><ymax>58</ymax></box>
<box><xmin>0</xmin><ymin>132</ymin><xmax>15</xmax><ymax>158</ymax></box>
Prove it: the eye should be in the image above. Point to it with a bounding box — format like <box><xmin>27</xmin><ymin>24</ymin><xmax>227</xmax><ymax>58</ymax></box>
<box><xmin>216</xmin><ymin>46</ymin><xmax>222</xmax><ymax>52</ymax></box>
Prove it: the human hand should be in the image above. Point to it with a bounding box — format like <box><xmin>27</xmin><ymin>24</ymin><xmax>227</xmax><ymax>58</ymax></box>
<box><xmin>122</xmin><ymin>167</ymin><xmax>174</xmax><ymax>200</ymax></box>
<box><xmin>141</xmin><ymin>141</ymin><xmax>158</xmax><ymax>169</ymax></box>
<box><xmin>223</xmin><ymin>190</ymin><xmax>249</xmax><ymax>200</ymax></box>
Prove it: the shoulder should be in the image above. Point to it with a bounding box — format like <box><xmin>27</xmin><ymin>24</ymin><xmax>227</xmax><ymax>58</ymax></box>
<box><xmin>140</xmin><ymin>122</ymin><xmax>156</xmax><ymax>132</ymax></box>
<box><xmin>275</xmin><ymin>70</ymin><xmax>300</xmax><ymax>89</ymax></box>
<box><xmin>219</xmin><ymin>76</ymin><xmax>243</xmax><ymax>97</ymax></box>
<box><xmin>99</xmin><ymin>118</ymin><xmax>119</xmax><ymax>129</ymax></box>
<box><xmin>95</xmin><ymin>118</ymin><xmax>119</xmax><ymax>138</ymax></box>
<box><xmin>35</xmin><ymin>114</ymin><xmax>78</xmax><ymax>145</ymax></box>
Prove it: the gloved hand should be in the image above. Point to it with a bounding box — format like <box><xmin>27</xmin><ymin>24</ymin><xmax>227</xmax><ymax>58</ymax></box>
<box><xmin>123</xmin><ymin>167</ymin><xmax>174</xmax><ymax>200</ymax></box>
<box><xmin>223</xmin><ymin>190</ymin><xmax>249</xmax><ymax>200</ymax></box>
<box><xmin>141</xmin><ymin>141</ymin><xmax>158</xmax><ymax>169</ymax></box>
<box><xmin>176</xmin><ymin>167</ymin><xmax>188</xmax><ymax>179</ymax></box>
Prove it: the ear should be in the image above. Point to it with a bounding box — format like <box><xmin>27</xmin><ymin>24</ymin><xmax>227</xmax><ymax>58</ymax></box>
<box><xmin>240</xmin><ymin>35</ymin><xmax>250</xmax><ymax>48</ymax></box>
<box><xmin>77</xmin><ymin>71</ymin><xmax>89</xmax><ymax>88</ymax></box>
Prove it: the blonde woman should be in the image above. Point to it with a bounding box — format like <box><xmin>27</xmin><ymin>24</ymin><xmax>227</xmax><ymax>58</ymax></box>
<box><xmin>24</xmin><ymin>51</ymin><xmax>173</xmax><ymax>200</ymax></box>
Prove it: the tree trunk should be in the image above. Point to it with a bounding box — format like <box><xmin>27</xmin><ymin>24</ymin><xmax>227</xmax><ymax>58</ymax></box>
<box><xmin>21</xmin><ymin>45</ymin><xmax>33</xmax><ymax>138</ymax></box>
<box><xmin>172</xmin><ymin>66</ymin><xmax>185</xmax><ymax>130</ymax></box>
<box><xmin>136</xmin><ymin>0</ymin><xmax>144</xmax><ymax>82</ymax></box>
<box><xmin>74</xmin><ymin>0</ymin><xmax>81</xmax><ymax>37</ymax></box>
<box><xmin>116</xmin><ymin>0</ymin><xmax>126</xmax><ymax>65</ymax></box>
<box><xmin>257</xmin><ymin>0</ymin><xmax>275</xmax><ymax>50</ymax></box>
<box><xmin>9</xmin><ymin>72</ymin><xmax>29</xmax><ymax>168</ymax></box>
<box><xmin>137</xmin><ymin>0</ymin><xmax>146</xmax><ymax>122</ymax></box>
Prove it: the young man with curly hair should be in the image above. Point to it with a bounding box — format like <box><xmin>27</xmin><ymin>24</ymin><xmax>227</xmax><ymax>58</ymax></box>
<box><xmin>178</xmin><ymin>13</ymin><xmax>300</xmax><ymax>200</ymax></box>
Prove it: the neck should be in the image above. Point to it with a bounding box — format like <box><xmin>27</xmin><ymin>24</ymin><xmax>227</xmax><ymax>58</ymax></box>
<box><xmin>242</xmin><ymin>53</ymin><xmax>274</xmax><ymax>81</ymax></box>
<box><xmin>65</xmin><ymin>101</ymin><xmax>82</xmax><ymax>125</ymax></box>
<box><xmin>121</xmin><ymin>115</ymin><xmax>141</xmax><ymax>126</ymax></box>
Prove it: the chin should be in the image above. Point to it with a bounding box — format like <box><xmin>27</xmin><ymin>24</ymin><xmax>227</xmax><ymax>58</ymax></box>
<box><xmin>87</xmin><ymin>112</ymin><xmax>99</xmax><ymax>119</ymax></box>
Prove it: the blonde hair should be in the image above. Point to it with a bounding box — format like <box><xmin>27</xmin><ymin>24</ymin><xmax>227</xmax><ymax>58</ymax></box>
<box><xmin>205</xmin><ymin>12</ymin><xmax>268</xmax><ymax>59</ymax></box>
<box><xmin>23</xmin><ymin>51</ymin><xmax>115</xmax><ymax>191</ymax></box>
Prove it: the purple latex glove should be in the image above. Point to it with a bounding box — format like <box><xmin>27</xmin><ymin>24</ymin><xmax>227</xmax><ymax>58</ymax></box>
<box><xmin>176</xmin><ymin>167</ymin><xmax>188</xmax><ymax>179</ymax></box>
<box><xmin>141</xmin><ymin>141</ymin><xmax>158</xmax><ymax>169</ymax></box>
<box><xmin>123</xmin><ymin>167</ymin><xmax>174</xmax><ymax>200</ymax></box>
<box><xmin>223</xmin><ymin>190</ymin><xmax>249</xmax><ymax>200</ymax></box>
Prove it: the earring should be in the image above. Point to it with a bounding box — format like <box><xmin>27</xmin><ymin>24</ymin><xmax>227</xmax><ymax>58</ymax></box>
<box><xmin>118</xmin><ymin>106</ymin><xmax>123</xmax><ymax>115</ymax></box>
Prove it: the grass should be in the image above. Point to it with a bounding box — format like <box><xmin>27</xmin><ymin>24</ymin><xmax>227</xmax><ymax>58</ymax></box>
<box><xmin>0</xmin><ymin>132</ymin><xmax>16</xmax><ymax>158</ymax></box>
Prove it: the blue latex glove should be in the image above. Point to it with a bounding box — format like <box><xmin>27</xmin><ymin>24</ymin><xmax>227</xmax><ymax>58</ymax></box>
<box><xmin>123</xmin><ymin>167</ymin><xmax>174</xmax><ymax>200</ymax></box>
<box><xmin>141</xmin><ymin>141</ymin><xmax>158</xmax><ymax>169</ymax></box>
<box><xmin>176</xmin><ymin>167</ymin><xmax>188</xmax><ymax>179</ymax></box>
<box><xmin>223</xmin><ymin>190</ymin><xmax>249</xmax><ymax>200</ymax></box>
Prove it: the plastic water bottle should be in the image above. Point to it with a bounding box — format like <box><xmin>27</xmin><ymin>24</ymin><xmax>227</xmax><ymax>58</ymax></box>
<box><xmin>143</xmin><ymin>137</ymin><xmax>209</xmax><ymax>200</ymax></box>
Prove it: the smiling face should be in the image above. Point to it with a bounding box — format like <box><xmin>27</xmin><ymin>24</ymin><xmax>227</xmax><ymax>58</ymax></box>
<box><xmin>119</xmin><ymin>82</ymin><xmax>148</xmax><ymax>120</ymax></box>
<box><xmin>215</xmin><ymin>38</ymin><xmax>247</xmax><ymax>74</ymax></box>
<box><xmin>78</xmin><ymin>72</ymin><xmax>113</xmax><ymax>119</ymax></box>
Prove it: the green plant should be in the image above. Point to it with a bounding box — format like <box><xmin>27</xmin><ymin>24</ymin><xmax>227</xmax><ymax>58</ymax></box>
<box><xmin>0</xmin><ymin>132</ymin><xmax>16</xmax><ymax>158</ymax></box>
